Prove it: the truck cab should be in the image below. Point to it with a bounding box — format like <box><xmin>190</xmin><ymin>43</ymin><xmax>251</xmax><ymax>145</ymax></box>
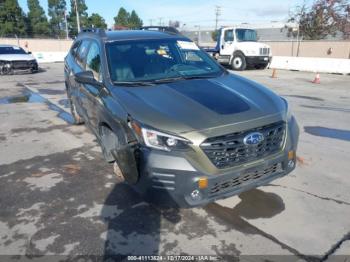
<box><xmin>205</xmin><ymin>27</ymin><xmax>272</xmax><ymax>70</ymax></box>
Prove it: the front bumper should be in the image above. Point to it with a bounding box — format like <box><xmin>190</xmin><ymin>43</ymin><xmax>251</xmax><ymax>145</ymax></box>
<box><xmin>136</xmin><ymin>117</ymin><xmax>299</xmax><ymax>207</ymax></box>
<box><xmin>0</xmin><ymin>60</ymin><xmax>38</xmax><ymax>75</ymax></box>
<box><xmin>245</xmin><ymin>56</ymin><xmax>271</xmax><ymax>66</ymax></box>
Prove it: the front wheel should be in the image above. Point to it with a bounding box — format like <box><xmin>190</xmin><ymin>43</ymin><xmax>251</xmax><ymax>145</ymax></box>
<box><xmin>231</xmin><ymin>53</ymin><xmax>247</xmax><ymax>71</ymax></box>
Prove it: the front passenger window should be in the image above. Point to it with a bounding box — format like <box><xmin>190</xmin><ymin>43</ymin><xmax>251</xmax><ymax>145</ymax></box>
<box><xmin>86</xmin><ymin>42</ymin><xmax>102</xmax><ymax>81</ymax></box>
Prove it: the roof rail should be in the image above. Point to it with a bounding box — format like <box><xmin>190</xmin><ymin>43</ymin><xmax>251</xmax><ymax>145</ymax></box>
<box><xmin>79</xmin><ymin>28</ymin><xmax>107</xmax><ymax>38</ymax></box>
<box><xmin>139</xmin><ymin>26</ymin><xmax>181</xmax><ymax>35</ymax></box>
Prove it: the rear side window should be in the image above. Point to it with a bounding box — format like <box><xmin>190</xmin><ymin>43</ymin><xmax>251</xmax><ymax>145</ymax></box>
<box><xmin>76</xmin><ymin>40</ymin><xmax>90</xmax><ymax>68</ymax></box>
<box><xmin>71</xmin><ymin>41</ymin><xmax>81</xmax><ymax>57</ymax></box>
<box><xmin>85</xmin><ymin>42</ymin><xmax>102</xmax><ymax>81</ymax></box>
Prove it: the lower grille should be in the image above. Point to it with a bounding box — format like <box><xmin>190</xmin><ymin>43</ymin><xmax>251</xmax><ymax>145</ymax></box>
<box><xmin>12</xmin><ymin>60</ymin><xmax>36</xmax><ymax>70</ymax></box>
<box><xmin>200</xmin><ymin>121</ymin><xmax>286</xmax><ymax>169</ymax></box>
<box><xmin>210</xmin><ymin>163</ymin><xmax>282</xmax><ymax>196</ymax></box>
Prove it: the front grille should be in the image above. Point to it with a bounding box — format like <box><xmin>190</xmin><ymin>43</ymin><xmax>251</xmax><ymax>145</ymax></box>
<box><xmin>259</xmin><ymin>47</ymin><xmax>270</xmax><ymax>55</ymax></box>
<box><xmin>210</xmin><ymin>163</ymin><xmax>282</xmax><ymax>196</ymax></box>
<box><xmin>200</xmin><ymin>121</ymin><xmax>286</xmax><ymax>169</ymax></box>
<box><xmin>12</xmin><ymin>60</ymin><xmax>31</xmax><ymax>69</ymax></box>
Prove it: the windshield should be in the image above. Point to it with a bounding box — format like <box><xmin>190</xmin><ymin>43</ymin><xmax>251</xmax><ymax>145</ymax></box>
<box><xmin>236</xmin><ymin>29</ymin><xmax>257</xmax><ymax>42</ymax></box>
<box><xmin>106</xmin><ymin>39</ymin><xmax>224</xmax><ymax>83</ymax></box>
<box><xmin>0</xmin><ymin>46</ymin><xmax>27</xmax><ymax>55</ymax></box>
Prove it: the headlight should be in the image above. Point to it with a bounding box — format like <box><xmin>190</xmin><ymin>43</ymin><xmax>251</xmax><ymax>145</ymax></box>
<box><xmin>246</xmin><ymin>50</ymin><xmax>256</xmax><ymax>55</ymax></box>
<box><xmin>141</xmin><ymin>127</ymin><xmax>191</xmax><ymax>151</ymax></box>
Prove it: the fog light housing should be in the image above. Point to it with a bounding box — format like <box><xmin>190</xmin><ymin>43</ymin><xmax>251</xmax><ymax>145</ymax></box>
<box><xmin>288</xmin><ymin>160</ymin><xmax>295</xmax><ymax>169</ymax></box>
<box><xmin>190</xmin><ymin>190</ymin><xmax>202</xmax><ymax>202</ymax></box>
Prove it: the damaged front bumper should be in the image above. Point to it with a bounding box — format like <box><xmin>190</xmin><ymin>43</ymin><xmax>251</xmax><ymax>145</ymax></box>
<box><xmin>0</xmin><ymin>60</ymin><xmax>38</xmax><ymax>75</ymax></box>
<box><xmin>133</xmin><ymin>117</ymin><xmax>299</xmax><ymax>207</ymax></box>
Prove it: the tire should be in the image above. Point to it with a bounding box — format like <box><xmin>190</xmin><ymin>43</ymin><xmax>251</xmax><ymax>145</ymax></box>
<box><xmin>67</xmin><ymin>85</ymin><xmax>84</xmax><ymax>125</ymax></box>
<box><xmin>100</xmin><ymin>125</ymin><xmax>119</xmax><ymax>163</ymax></box>
<box><xmin>231</xmin><ymin>52</ymin><xmax>247</xmax><ymax>71</ymax></box>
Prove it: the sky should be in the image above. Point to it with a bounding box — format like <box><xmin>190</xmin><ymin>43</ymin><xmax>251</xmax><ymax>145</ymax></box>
<box><xmin>18</xmin><ymin>0</ymin><xmax>312</xmax><ymax>29</ymax></box>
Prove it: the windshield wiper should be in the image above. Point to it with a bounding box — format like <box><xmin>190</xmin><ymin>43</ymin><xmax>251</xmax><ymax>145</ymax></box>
<box><xmin>182</xmin><ymin>74</ymin><xmax>217</xmax><ymax>80</ymax></box>
<box><xmin>152</xmin><ymin>76</ymin><xmax>185</xmax><ymax>84</ymax></box>
<box><xmin>113</xmin><ymin>81</ymin><xmax>155</xmax><ymax>86</ymax></box>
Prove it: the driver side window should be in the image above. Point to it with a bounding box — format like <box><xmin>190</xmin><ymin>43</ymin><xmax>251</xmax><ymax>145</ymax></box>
<box><xmin>85</xmin><ymin>42</ymin><xmax>102</xmax><ymax>81</ymax></box>
<box><xmin>224</xmin><ymin>30</ymin><xmax>234</xmax><ymax>42</ymax></box>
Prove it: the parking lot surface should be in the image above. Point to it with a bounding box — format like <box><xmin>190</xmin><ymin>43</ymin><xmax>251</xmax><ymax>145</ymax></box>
<box><xmin>0</xmin><ymin>64</ymin><xmax>349</xmax><ymax>261</ymax></box>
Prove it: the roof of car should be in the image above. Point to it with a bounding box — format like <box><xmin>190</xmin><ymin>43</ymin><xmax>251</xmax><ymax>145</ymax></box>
<box><xmin>79</xmin><ymin>29</ymin><xmax>188</xmax><ymax>42</ymax></box>
<box><xmin>0</xmin><ymin>44</ymin><xmax>18</xmax><ymax>48</ymax></box>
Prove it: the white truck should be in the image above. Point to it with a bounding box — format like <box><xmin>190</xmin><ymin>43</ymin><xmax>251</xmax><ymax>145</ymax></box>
<box><xmin>203</xmin><ymin>27</ymin><xmax>272</xmax><ymax>70</ymax></box>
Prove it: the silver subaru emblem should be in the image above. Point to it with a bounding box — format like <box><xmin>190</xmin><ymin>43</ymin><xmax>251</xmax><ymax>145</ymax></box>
<box><xmin>243</xmin><ymin>132</ymin><xmax>264</xmax><ymax>146</ymax></box>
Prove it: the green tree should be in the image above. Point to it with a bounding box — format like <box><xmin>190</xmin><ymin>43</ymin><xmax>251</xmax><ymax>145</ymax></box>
<box><xmin>0</xmin><ymin>0</ymin><xmax>27</xmax><ymax>37</ymax></box>
<box><xmin>288</xmin><ymin>0</ymin><xmax>350</xmax><ymax>40</ymax></box>
<box><xmin>27</xmin><ymin>0</ymin><xmax>49</xmax><ymax>36</ymax></box>
<box><xmin>128</xmin><ymin>10</ymin><xmax>142</xmax><ymax>28</ymax></box>
<box><xmin>48</xmin><ymin>0</ymin><xmax>67</xmax><ymax>38</ymax></box>
<box><xmin>68</xmin><ymin>0</ymin><xmax>88</xmax><ymax>36</ymax></box>
<box><xmin>114</xmin><ymin>7</ymin><xmax>129</xmax><ymax>27</ymax></box>
<box><xmin>88</xmin><ymin>13</ymin><xmax>107</xmax><ymax>29</ymax></box>
<box><xmin>211</xmin><ymin>30</ymin><xmax>219</xmax><ymax>41</ymax></box>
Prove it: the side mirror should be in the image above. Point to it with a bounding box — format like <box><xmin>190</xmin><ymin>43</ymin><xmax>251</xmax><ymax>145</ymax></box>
<box><xmin>75</xmin><ymin>71</ymin><xmax>102</xmax><ymax>87</ymax></box>
<box><xmin>27</xmin><ymin>51</ymin><xmax>32</xmax><ymax>54</ymax></box>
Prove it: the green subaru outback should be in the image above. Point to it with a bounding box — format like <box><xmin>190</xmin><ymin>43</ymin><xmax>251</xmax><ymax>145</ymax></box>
<box><xmin>64</xmin><ymin>28</ymin><xmax>299</xmax><ymax>207</ymax></box>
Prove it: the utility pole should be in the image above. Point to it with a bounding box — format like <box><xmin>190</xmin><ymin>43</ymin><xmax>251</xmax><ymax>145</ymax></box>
<box><xmin>74</xmin><ymin>0</ymin><xmax>81</xmax><ymax>32</ymax></box>
<box><xmin>64</xmin><ymin>9</ymin><xmax>69</xmax><ymax>39</ymax></box>
<box><xmin>158</xmin><ymin>17</ymin><xmax>163</xmax><ymax>26</ymax></box>
<box><xmin>149</xmin><ymin>19</ymin><xmax>154</xmax><ymax>26</ymax></box>
<box><xmin>195</xmin><ymin>25</ymin><xmax>201</xmax><ymax>45</ymax></box>
<box><xmin>215</xmin><ymin>5</ymin><xmax>221</xmax><ymax>30</ymax></box>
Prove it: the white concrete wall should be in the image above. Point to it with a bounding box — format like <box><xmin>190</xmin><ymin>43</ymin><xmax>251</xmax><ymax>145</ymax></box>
<box><xmin>33</xmin><ymin>52</ymin><xmax>67</xmax><ymax>63</ymax></box>
<box><xmin>270</xmin><ymin>56</ymin><xmax>350</xmax><ymax>75</ymax></box>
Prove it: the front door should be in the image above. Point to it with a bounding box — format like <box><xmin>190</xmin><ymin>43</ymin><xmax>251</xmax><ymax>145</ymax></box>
<box><xmin>79</xmin><ymin>41</ymin><xmax>103</xmax><ymax>129</ymax></box>
<box><xmin>220</xmin><ymin>29</ymin><xmax>235</xmax><ymax>56</ymax></box>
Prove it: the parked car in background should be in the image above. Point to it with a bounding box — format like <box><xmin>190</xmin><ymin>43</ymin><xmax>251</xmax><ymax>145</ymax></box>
<box><xmin>64</xmin><ymin>28</ymin><xmax>299</xmax><ymax>207</ymax></box>
<box><xmin>202</xmin><ymin>27</ymin><xmax>272</xmax><ymax>70</ymax></box>
<box><xmin>0</xmin><ymin>45</ymin><xmax>38</xmax><ymax>75</ymax></box>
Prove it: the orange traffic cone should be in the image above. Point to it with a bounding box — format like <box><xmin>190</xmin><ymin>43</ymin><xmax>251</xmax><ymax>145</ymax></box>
<box><xmin>271</xmin><ymin>69</ymin><xmax>277</xmax><ymax>78</ymax></box>
<box><xmin>312</xmin><ymin>73</ymin><xmax>320</xmax><ymax>84</ymax></box>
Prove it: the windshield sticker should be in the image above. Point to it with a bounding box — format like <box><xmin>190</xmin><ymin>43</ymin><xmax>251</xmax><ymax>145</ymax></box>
<box><xmin>157</xmin><ymin>49</ymin><xmax>167</xmax><ymax>55</ymax></box>
<box><xmin>177</xmin><ymin>41</ymin><xmax>199</xmax><ymax>50</ymax></box>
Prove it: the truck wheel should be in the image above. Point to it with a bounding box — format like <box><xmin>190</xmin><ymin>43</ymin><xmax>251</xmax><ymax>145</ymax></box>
<box><xmin>231</xmin><ymin>53</ymin><xmax>247</xmax><ymax>71</ymax></box>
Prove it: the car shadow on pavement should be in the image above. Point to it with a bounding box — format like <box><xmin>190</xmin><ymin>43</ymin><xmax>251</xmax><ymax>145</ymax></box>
<box><xmin>205</xmin><ymin>189</ymin><xmax>285</xmax><ymax>234</ymax></box>
<box><xmin>102</xmin><ymin>182</ymin><xmax>181</xmax><ymax>260</ymax></box>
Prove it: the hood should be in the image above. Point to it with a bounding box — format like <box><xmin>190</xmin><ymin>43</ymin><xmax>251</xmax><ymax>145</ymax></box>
<box><xmin>0</xmin><ymin>54</ymin><xmax>36</xmax><ymax>61</ymax></box>
<box><xmin>236</xmin><ymin>42</ymin><xmax>271</xmax><ymax>55</ymax></box>
<box><xmin>112</xmin><ymin>74</ymin><xmax>286</xmax><ymax>135</ymax></box>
